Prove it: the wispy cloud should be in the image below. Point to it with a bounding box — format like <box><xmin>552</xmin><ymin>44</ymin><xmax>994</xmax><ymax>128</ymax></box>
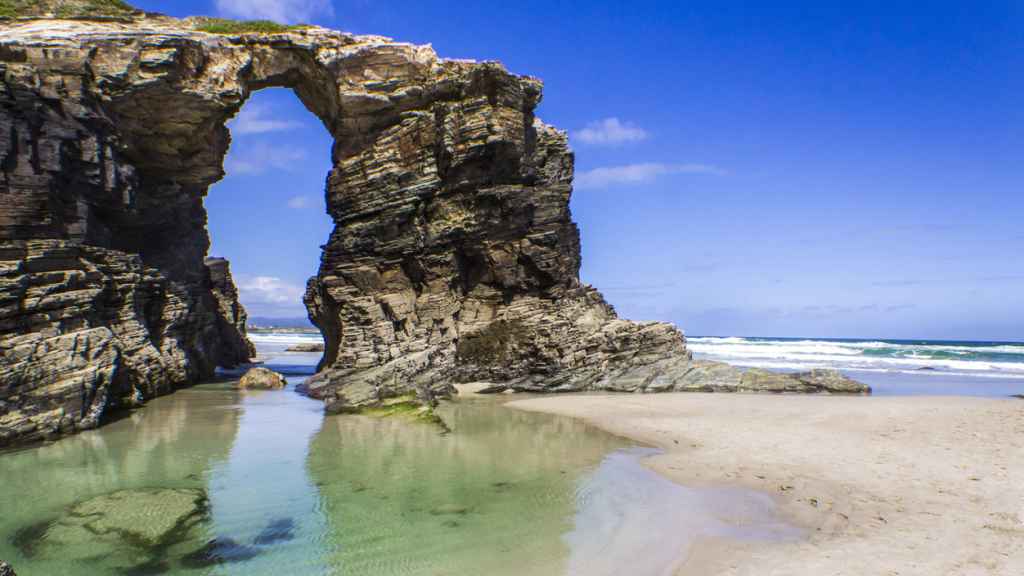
<box><xmin>237</xmin><ymin>275</ymin><xmax>307</xmax><ymax>316</ymax></box>
<box><xmin>287</xmin><ymin>195</ymin><xmax>312</xmax><ymax>209</ymax></box>
<box><xmin>215</xmin><ymin>0</ymin><xmax>334</xmax><ymax>23</ymax></box>
<box><xmin>575</xmin><ymin>162</ymin><xmax>726</xmax><ymax>190</ymax></box>
<box><xmin>225</xmin><ymin>143</ymin><xmax>307</xmax><ymax>175</ymax></box>
<box><xmin>871</xmin><ymin>279</ymin><xmax>926</xmax><ymax>287</ymax></box>
<box><xmin>977</xmin><ymin>274</ymin><xmax>1024</xmax><ymax>282</ymax></box>
<box><xmin>573</xmin><ymin>118</ymin><xmax>649</xmax><ymax>145</ymax></box>
<box><xmin>229</xmin><ymin>104</ymin><xmax>303</xmax><ymax>135</ymax></box>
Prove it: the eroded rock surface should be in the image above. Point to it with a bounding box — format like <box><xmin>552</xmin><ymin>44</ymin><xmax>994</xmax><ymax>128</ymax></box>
<box><xmin>0</xmin><ymin>11</ymin><xmax>866</xmax><ymax>445</ymax></box>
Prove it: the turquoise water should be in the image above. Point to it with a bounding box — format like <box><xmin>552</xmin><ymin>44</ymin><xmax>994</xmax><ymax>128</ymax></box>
<box><xmin>0</xmin><ymin>347</ymin><xmax>798</xmax><ymax>575</ymax></box>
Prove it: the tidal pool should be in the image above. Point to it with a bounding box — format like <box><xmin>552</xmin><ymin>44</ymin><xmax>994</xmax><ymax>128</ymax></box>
<box><xmin>0</xmin><ymin>350</ymin><xmax>798</xmax><ymax>575</ymax></box>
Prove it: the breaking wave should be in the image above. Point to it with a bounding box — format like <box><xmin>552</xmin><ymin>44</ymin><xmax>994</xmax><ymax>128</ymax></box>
<box><xmin>688</xmin><ymin>336</ymin><xmax>1024</xmax><ymax>379</ymax></box>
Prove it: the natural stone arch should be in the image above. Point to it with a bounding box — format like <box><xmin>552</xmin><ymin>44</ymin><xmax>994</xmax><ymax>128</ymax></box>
<box><xmin>0</xmin><ymin>16</ymin><xmax>696</xmax><ymax>446</ymax></box>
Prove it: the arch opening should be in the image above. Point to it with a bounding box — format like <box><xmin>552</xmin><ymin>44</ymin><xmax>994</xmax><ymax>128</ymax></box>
<box><xmin>207</xmin><ymin>87</ymin><xmax>334</xmax><ymax>360</ymax></box>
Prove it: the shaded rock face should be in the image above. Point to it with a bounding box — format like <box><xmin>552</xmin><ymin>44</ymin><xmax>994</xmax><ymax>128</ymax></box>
<box><xmin>238</xmin><ymin>367</ymin><xmax>287</xmax><ymax>390</ymax></box>
<box><xmin>205</xmin><ymin>257</ymin><xmax>256</xmax><ymax>365</ymax></box>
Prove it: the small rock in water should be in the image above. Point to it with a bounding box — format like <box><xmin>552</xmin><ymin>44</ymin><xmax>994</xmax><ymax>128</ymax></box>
<box><xmin>0</xmin><ymin>560</ymin><xmax>16</xmax><ymax>576</ymax></box>
<box><xmin>238</xmin><ymin>367</ymin><xmax>287</xmax><ymax>390</ymax></box>
<box><xmin>180</xmin><ymin>537</ymin><xmax>260</xmax><ymax>568</ymax></box>
<box><xmin>285</xmin><ymin>343</ymin><xmax>325</xmax><ymax>353</ymax></box>
<box><xmin>253</xmin><ymin>518</ymin><xmax>295</xmax><ymax>545</ymax></box>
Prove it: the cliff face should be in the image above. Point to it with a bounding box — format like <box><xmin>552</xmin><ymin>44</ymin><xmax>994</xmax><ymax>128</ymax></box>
<box><xmin>0</xmin><ymin>13</ymin><xmax>865</xmax><ymax>445</ymax></box>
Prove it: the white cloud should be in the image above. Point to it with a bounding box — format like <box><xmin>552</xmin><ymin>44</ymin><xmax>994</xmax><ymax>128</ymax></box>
<box><xmin>225</xmin><ymin>142</ymin><xmax>307</xmax><ymax>175</ymax></box>
<box><xmin>229</xmin><ymin>104</ymin><xmax>303</xmax><ymax>135</ymax></box>
<box><xmin>215</xmin><ymin>0</ymin><xmax>334</xmax><ymax>23</ymax></box>
<box><xmin>573</xmin><ymin>118</ymin><xmax>649</xmax><ymax>145</ymax></box>
<box><xmin>237</xmin><ymin>275</ymin><xmax>308</xmax><ymax>316</ymax></box>
<box><xmin>287</xmin><ymin>195</ymin><xmax>312</xmax><ymax>209</ymax></box>
<box><xmin>575</xmin><ymin>163</ymin><xmax>726</xmax><ymax>190</ymax></box>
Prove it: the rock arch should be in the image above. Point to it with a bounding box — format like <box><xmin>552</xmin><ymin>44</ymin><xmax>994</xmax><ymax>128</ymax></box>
<box><xmin>0</xmin><ymin>16</ymin><xmax>694</xmax><ymax>446</ymax></box>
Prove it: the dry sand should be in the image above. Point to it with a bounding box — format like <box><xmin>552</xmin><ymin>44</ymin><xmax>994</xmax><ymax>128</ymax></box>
<box><xmin>508</xmin><ymin>394</ymin><xmax>1024</xmax><ymax>576</ymax></box>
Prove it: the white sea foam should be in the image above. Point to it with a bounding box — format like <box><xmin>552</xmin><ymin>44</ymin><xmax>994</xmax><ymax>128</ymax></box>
<box><xmin>689</xmin><ymin>336</ymin><xmax>1024</xmax><ymax>378</ymax></box>
<box><xmin>248</xmin><ymin>332</ymin><xmax>324</xmax><ymax>345</ymax></box>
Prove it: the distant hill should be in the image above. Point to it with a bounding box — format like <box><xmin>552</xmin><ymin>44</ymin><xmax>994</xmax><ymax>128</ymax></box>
<box><xmin>248</xmin><ymin>316</ymin><xmax>316</xmax><ymax>330</ymax></box>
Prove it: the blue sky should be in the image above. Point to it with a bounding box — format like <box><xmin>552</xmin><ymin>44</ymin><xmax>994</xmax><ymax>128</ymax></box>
<box><xmin>133</xmin><ymin>0</ymin><xmax>1023</xmax><ymax>340</ymax></box>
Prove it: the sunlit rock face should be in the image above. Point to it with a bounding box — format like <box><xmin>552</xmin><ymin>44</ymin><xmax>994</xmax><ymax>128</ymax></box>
<box><xmin>0</xmin><ymin>13</ymin><xmax>694</xmax><ymax>444</ymax></box>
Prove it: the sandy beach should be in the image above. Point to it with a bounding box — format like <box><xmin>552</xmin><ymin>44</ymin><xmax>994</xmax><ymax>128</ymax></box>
<box><xmin>508</xmin><ymin>394</ymin><xmax>1024</xmax><ymax>576</ymax></box>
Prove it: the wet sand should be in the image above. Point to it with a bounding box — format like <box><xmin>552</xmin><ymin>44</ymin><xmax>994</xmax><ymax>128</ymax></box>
<box><xmin>509</xmin><ymin>394</ymin><xmax>1024</xmax><ymax>576</ymax></box>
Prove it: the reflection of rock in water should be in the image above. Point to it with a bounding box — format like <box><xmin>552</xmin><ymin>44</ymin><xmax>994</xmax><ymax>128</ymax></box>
<box><xmin>253</xmin><ymin>518</ymin><xmax>296</xmax><ymax>546</ymax></box>
<box><xmin>11</xmin><ymin>489</ymin><xmax>209</xmax><ymax>570</ymax></box>
<box><xmin>306</xmin><ymin>400</ymin><xmax>632</xmax><ymax>575</ymax></box>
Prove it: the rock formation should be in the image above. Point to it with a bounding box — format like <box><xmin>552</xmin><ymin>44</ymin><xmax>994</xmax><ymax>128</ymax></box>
<box><xmin>0</xmin><ymin>561</ymin><xmax>14</xmax><ymax>576</ymax></box>
<box><xmin>286</xmin><ymin>342</ymin><xmax>326</xmax><ymax>353</ymax></box>
<box><xmin>0</xmin><ymin>7</ymin><xmax>867</xmax><ymax>446</ymax></box>
<box><xmin>238</xmin><ymin>367</ymin><xmax>287</xmax><ymax>390</ymax></box>
<box><xmin>205</xmin><ymin>257</ymin><xmax>256</xmax><ymax>364</ymax></box>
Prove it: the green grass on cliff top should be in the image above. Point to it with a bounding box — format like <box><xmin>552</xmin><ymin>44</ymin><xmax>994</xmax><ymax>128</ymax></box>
<box><xmin>193</xmin><ymin>17</ymin><xmax>311</xmax><ymax>34</ymax></box>
<box><xmin>0</xmin><ymin>0</ymin><xmax>135</xmax><ymax>18</ymax></box>
<box><xmin>0</xmin><ymin>1</ymin><xmax>308</xmax><ymax>33</ymax></box>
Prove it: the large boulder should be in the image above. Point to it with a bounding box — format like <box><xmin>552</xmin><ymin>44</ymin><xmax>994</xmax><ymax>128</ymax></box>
<box><xmin>239</xmin><ymin>368</ymin><xmax>288</xmax><ymax>390</ymax></box>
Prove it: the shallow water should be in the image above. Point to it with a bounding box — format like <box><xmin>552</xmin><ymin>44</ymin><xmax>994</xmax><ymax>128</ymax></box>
<box><xmin>0</xmin><ymin>349</ymin><xmax>798</xmax><ymax>575</ymax></box>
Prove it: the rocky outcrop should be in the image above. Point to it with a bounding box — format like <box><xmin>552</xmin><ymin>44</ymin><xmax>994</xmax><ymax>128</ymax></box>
<box><xmin>286</xmin><ymin>342</ymin><xmax>326</xmax><ymax>353</ymax></box>
<box><xmin>478</xmin><ymin>361</ymin><xmax>869</xmax><ymax>394</ymax></box>
<box><xmin>0</xmin><ymin>561</ymin><xmax>14</xmax><ymax>576</ymax></box>
<box><xmin>0</xmin><ymin>9</ymin><xmax>866</xmax><ymax>445</ymax></box>
<box><xmin>205</xmin><ymin>257</ymin><xmax>256</xmax><ymax>365</ymax></box>
<box><xmin>238</xmin><ymin>367</ymin><xmax>287</xmax><ymax>390</ymax></box>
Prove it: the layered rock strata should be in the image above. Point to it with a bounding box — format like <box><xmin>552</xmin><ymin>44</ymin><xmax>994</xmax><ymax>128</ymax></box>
<box><xmin>205</xmin><ymin>257</ymin><xmax>256</xmax><ymax>364</ymax></box>
<box><xmin>0</xmin><ymin>11</ymin><xmax>867</xmax><ymax>445</ymax></box>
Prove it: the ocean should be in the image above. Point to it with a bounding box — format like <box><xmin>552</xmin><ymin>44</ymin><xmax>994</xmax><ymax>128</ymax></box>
<box><xmin>249</xmin><ymin>331</ymin><xmax>1024</xmax><ymax>397</ymax></box>
<box><xmin>689</xmin><ymin>336</ymin><xmax>1024</xmax><ymax>396</ymax></box>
